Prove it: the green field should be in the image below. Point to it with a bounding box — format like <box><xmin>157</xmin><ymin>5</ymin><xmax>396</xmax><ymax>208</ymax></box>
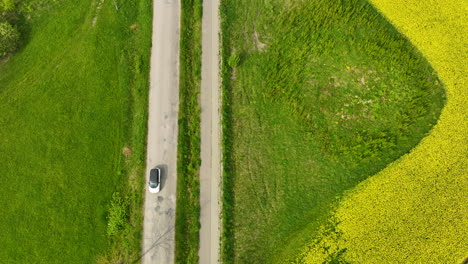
<box><xmin>0</xmin><ymin>0</ymin><xmax>151</xmax><ymax>262</ymax></box>
<box><xmin>219</xmin><ymin>0</ymin><xmax>445</xmax><ymax>263</ymax></box>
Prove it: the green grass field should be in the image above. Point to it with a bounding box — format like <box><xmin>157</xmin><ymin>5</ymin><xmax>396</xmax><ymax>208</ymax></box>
<box><xmin>0</xmin><ymin>0</ymin><xmax>151</xmax><ymax>262</ymax></box>
<box><xmin>220</xmin><ymin>0</ymin><xmax>446</xmax><ymax>263</ymax></box>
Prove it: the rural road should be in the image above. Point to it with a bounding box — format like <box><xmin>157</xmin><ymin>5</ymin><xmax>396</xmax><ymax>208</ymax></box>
<box><xmin>141</xmin><ymin>0</ymin><xmax>180</xmax><ymax>263</ymax></box>
<box><xmin>199</xmin><ymin>0</ymin><xmax>222</xmax><ymax>263</ymax></box>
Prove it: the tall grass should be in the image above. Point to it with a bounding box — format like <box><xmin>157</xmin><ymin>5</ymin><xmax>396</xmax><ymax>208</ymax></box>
<box><xmin>219</xmin><ymin>0</ymin><xmax>236</xmax><ymax>261</ymax></box>
<box><xmin>262</xmin><ymin>0</ymin><xmax>444</xmax><ymax>163</ymax></box>
<box><xmin>174</xmin><ymin>0</ymin><xmax>202</xmax><ymax>263</ymax></box>
<box><xmin>219</xmin><ymin>0</ymin><xmax>446</xmax><ymax>263</ymax></box>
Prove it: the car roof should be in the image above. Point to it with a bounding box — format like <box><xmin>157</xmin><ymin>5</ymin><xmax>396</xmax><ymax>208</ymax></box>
<box><xmin>150</xmin><ymin>168</ymin><xmax>160</xmax><ymax>182</ymax></box>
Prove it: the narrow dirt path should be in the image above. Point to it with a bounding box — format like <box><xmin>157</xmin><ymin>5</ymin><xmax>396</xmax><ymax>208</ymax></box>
<box><xmin>199</xmin><ymin>0</ymin><xmax>222</xmax><ymax>262</ymax></box>
<box><xmin>141</xmin><ymin>0</ymin><xmax>180</xmax><ymax>263</ymax></box>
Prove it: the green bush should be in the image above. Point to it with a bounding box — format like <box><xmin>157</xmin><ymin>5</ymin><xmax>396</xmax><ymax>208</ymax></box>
<box><xmin>0</xmin><ymin>21</ymin><xmax>20</xmax><ymax>56</ymax></box>
<box><xmin>106</xmin><ymin>192</ymin><xmax>129</xmax><ymax>237</ymax></box>
<box><xmin>227</xmin><ymin>52</ymin><xmax>240</xmax><ymax>68</ymax></box>
<box><xmin>1</xmin><ymin>0</ymin><xmax>15</xmax><ymax>11</ymax></box>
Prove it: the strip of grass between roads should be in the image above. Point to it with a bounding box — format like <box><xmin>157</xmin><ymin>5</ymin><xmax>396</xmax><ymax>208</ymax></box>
<box><xmin>174</xmin><ymin>0</ymin><xmax>202</xmax><ymax>263</ymax></box>
<box><xmin>219</xmin><ymin>0</ymin><xmax>235</xmax><ymax>262</ymax></box>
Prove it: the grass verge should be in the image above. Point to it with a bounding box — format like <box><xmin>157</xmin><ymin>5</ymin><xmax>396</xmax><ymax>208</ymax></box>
<box><xmin>98</xmin><ymin>0</ymin><xmax>153</xmax><ymax>262</ymax></box>
<box><xmin>174</xmin><ymin>0</ymin><xmax>203</xmax><ymax>263</ymax></box>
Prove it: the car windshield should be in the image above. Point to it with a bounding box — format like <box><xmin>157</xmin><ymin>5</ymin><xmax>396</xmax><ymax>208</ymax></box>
<box><xmin>149</xmin><ymin>168</ymin><xmax>160</xmax><ymax>188</ymax></box>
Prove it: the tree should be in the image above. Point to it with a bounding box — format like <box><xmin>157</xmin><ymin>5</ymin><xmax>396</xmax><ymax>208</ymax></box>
<box><xmin>0</xmin><ymin>21</ymin><xmax>20</xmax><ymax>56</ymax></box>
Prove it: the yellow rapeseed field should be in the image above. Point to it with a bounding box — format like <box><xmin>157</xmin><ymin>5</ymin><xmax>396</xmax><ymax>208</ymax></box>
<box><xmin>300</xmin><ymin>0</ymin><xmax>468</xmax><ymax>263</ymax></box>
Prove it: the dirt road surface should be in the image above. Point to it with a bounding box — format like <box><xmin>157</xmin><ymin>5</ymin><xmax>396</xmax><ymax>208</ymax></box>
<box><xmin>141</xmin><ymin>0</ymin><xmax>180</xmax><ymax>263</ymax></box>
<box><xmin>199</xmin><ymin>0</ymin><xmax>222</xmax><ymax>263</ymax></box>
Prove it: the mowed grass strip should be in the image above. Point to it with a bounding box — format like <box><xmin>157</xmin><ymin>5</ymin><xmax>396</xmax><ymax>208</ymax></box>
<box><xmin>174</xmin><ymin>0</ymin><xmax>202</xmax><ymax>263</ymax></box>
<box><xmin>301</xmin><ymin>0</ymin><xmax>468</xmax><ymax>263</ymax></box>
<box><xmin>0</xmin><ymin>0</ymin><xmax>152</xmax><ymax>262</ymax></box>
<box><xmin>219</xmin><ymin>0</ymin><xmax>445</xmax><ymax>263</ymax></box>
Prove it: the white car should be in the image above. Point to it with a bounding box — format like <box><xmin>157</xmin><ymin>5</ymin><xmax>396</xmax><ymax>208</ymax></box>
<box><xmin>149</xmin><ymin>167</ymin><xmax>162</xmax><ymax>193</ymax></box>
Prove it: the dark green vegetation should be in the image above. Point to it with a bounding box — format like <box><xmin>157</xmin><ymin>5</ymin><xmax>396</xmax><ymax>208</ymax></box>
<box><xmin>219</xmin><ymin>0</ymin><xmax>445</xmax><ymax>263</ymax></box>
<box><xmin>0</xmin><ymin>21</ymin><xmax>20</xmax><ymax>56</ymax></box>
<box><xmin>0</xmin><ymin>0</ymin><xmax>152</xmax><ymax>263</ymax></box>
<box><xmin>0</xmin><ymin>0</ymin><xmax>21</xmax><ymax>56</ymax></box>
<box><xmin>174</xmin><ymin>0</ymin><xmax>202</xmax><ymax>263</ymax></box>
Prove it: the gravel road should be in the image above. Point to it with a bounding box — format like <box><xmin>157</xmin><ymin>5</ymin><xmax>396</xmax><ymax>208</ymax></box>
<box><xmin>141</xmin><ymin>0</ymin><xmax>180</xmax><ymax>263</ymax></box>
<box><xmin>199</xmin><ymin>0</ymin><xmax>222</xmax><ymax>263</ymax></box>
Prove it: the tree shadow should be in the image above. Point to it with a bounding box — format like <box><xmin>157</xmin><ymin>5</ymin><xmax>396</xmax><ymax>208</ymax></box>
<box><xmin>12</xmin><ymin>12</ymin><xmax>32</xmax><ymax>54</ymax></box>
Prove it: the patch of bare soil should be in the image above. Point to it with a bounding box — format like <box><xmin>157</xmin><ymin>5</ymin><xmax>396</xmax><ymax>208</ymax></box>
<box><xmin>231</xmin><ymin>67</ymin><xmax>237</xmax><ymax>80</ymax></box>
<box><xmin>130</xmin><ymin>23</ymin><xmax>138</xmax><ymax>30</ymax></box>
<box><xmin>253</xmin><ymin>30</ymin><xmax>266</xmax><ymax>52</ymax></box>
<box><xmin>122</xmin><ymin>146</ymin><xmax>132</xmax><ymax>158</ymax></box>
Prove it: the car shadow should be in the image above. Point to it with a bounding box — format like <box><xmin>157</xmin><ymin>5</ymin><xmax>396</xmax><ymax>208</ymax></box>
<box><xmin>156</xmin><ymin>164</ymin><xmax>168</xmax><ymax>191</ymax></box>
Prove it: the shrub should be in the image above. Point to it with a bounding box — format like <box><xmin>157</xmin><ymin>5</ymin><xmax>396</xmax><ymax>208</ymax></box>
<box><xmin>227</xmin><ymin>52</ymin><xmax>240</xmax><ymax>68</ymax></box>
<box><xmin>106</xmin><ymin>192</ymin><xmax>129</xmax><ymax>237</ymax></box>
<box><xmin>0</xmin><ymin>21</ymin><xmax>20</xmax><ymax>56</ymax></box>
<box><xmin>1</xmin><ymin>0</ymin><xmax>15</xmax><ymax>11</ymax></box>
